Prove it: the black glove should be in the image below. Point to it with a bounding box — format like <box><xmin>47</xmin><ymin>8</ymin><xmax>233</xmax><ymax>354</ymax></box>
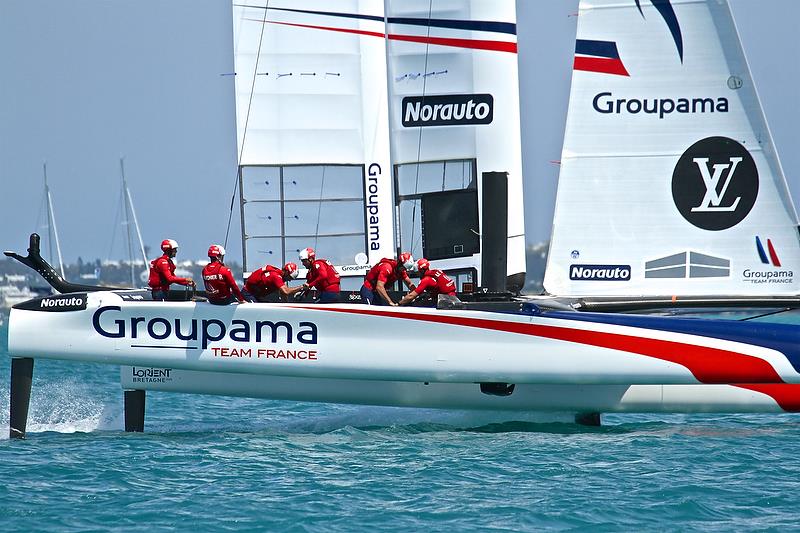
<box><xmin>292</xmin><ymin>289</ymin><xmax>307</xmax><ymax>302</ymax></box>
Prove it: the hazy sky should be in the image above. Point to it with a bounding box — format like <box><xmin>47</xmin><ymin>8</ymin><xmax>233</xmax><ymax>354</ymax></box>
<box><xmin>1</xmin><ymin>1</ymin><xmax>798</xmax><ymax>266</ymax></box>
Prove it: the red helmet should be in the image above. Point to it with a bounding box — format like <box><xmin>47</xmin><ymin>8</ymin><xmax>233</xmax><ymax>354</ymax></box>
<box><xmin>416</xmin><ymin>258</ymin><xmax>430</xmax><ymax>272</ymax></box>
<box><xmin>161</xmin><ymin>239</ymin><xmax>178</xmax><ymax>252</ymax></box>
<box><xmin>208</xmin><ymin>244</ymin><xmax>226</xmax><ymax>258</ymax></box>
<box><xmin>298</xmin><ymin>247</ymin><xmax>315</xmax><ymax>262</ymax></box>
<box><xmin>398</xmin><ymin>252</ymin><xmax>414</xmax><ymax>270</ymax></box>
<box><xmin>283</xmin><ymin>262</ymin><xmax>299</xmax><ymax>280</ymax></box>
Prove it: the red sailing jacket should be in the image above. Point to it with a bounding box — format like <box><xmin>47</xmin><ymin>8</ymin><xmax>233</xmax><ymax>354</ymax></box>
<box><xmin>148</xmin><ymin>254</ymin><xmax>191</xmax><ymax>292</ymax></box>
<box><xmin>416</xmin><ymin>269</ymin><xmax>456</xmax><ymax>297</ymax></box>
<box><xmin>243</xmin><ymin>265</ymin><xmax>285</xmax><ymax>299</ymax></box>
<box><xmin>362</xmin><ymin>258</ymin><xmax>410</xmax><ymax>290</ymax></box>
<box><xmin>306</xmin><ymin>259</ymin><xmax>340</xmax><ymax>293</ymax></box>
<box><xmin>202</xmin><ymin>261</ymin><xmax>244</xmax><ymax>303</ymax></box>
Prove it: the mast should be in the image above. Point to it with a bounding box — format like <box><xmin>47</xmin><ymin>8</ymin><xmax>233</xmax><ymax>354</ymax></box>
<box><xmin>119</xmin><ymin>158</ymin><xmax>137</xmax><ymax>287</ymax></box>
<box><xmin>43</xmin><ymin>162</ymin><xmax>65</xmax><ymax>278</ymax></box>
<box><xmin>120</xmin><ymin>158</ymin><xmax>148</xmax><ymax>285</ymax></box>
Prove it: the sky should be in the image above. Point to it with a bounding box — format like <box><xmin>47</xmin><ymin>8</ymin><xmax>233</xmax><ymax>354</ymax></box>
<box><xmin>1</xmin><ymin>0</ymin><xmax>798</xmax><ymax>266</ymax></box>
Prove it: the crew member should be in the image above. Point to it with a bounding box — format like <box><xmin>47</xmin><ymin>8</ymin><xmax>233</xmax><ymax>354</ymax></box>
<box><xmin>202</xmin><ymin>244</ymin><xmax>245</xmax><ymax>305</ymax></box>
<box><xmin>398</xmin><ymin>258</ymin><xmax>456</xmax><ymax>306</ymax></box>
<box><xmin>360</xmin><ymin>252</ymin><xmax>416</xmax><ymax>306</ymax></box>
<box><xmin>242</xmin><ymin>262</ymin><xmax>299</xmax><ymax>302</ymax></box>
<box><xmin>291</xmin><ymin>248</ymin><xmax>341</xmax><ymax>303</ymax></box>
<box><xmin>148</xmin><ymin>238</ymin><xmax>194</xmax><ymax>301</ymax></box>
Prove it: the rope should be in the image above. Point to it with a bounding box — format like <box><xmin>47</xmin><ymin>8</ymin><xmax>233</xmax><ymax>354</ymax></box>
<box><xmin>224</xmin><ymin>0</ymin><xmax>271</xmax><ymax>250</ymax></box>
<box><xmin>409</xmin><ymin>0</ymin><xmax>434</xmax><ymax>255</ymax></box>
<box><xmin>313</xmin><ymin>166</ymin><xmax>326</xmax><ymax>250</ymax></box>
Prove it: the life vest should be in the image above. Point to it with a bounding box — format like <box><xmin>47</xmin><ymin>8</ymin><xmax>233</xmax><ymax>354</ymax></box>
<box><xmin>148</xmin><ymin>256</ymin><xmax>176</xmax><ymax>291</ymax></box>
<box><xmin>202</xmin><ymin>261</ymin><xmax>243</xmax><ymax>302</ymax></box>
<box><xmin>245</xmin><ymin>265</ymin><xmax>286</xmax><ymax>299</ymax></box>
<box><xmin>363</xmin><ymin>258</ymin><xmax>400</xmax><ymax>290</ymax></box>
<box><xmin>421</xmin><ymin>269</ymin><xmax>456</xmax><ymax>296</ymax></box>
<box><xmin>308</xmin><ymin>259</ymin><xmax>340</xmax><ymax>292</ymax></box>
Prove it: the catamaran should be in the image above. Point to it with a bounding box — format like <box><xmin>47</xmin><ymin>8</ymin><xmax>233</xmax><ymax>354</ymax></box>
<box><xmin>5</xmin><ymin>0</ymin><xmax>800</xmax><ymax>438</ymax></box>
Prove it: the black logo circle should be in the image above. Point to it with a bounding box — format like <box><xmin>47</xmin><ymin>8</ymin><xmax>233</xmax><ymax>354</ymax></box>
<box><xmin>672</xmin><ymin>136</ymin><xmax>758</xmax><ymax>231</ymax></box>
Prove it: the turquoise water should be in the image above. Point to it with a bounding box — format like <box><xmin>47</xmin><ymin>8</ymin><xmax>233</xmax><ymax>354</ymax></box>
<box><xmin>2</xmin><ymin>318</ymin><xmax>800</xmax><ymax>531</ymax></box>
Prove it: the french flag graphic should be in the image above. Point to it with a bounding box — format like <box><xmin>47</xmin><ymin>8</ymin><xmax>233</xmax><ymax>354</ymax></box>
<box><xmin>756</xmin><ymin>236</ymin><xmax>782</xmax><ymax>267</ymax></box>
<box><xmin>573</xmin><ymin>39</ymin><xmax>630</xmax><ymax>76</ymax></box>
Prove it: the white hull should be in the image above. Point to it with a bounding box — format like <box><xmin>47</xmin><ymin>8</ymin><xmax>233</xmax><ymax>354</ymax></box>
<box><xmin>9</xmin><ymin>291</ymin><xmax>800</xmax><ymax>385</ymax></box>
<box><xmin>8</xmin><ymin>290</ymin><xmax>800</xmax><ymax>414</ymax></box>
<box><xmin>120</xmin><ymin>367</ymin><xmax>798</xmax><ymax>414</ymax></box>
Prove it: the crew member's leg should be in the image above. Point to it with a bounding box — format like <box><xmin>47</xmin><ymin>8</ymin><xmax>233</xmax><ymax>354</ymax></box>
<box><xmin>318</xmin><ymin>291</ymin><xmax>340</xmax><ymax>304</ymax></box>
<box><xmin>360</xmin><ymin>285</ymin><xmax>374</xmax><ymax>305</ymax></box>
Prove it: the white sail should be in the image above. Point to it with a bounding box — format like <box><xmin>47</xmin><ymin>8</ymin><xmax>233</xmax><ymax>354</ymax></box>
<box><xmin>384</xmin><ymin>0</ymin><xmax>525</xmax><ymax>290</ymax></box>
<box><xmin>233</xmin><ymin>1</ymin><xmax>394</xmax><ymax>288</ymax></box>
<box><xmin>545</xmin><ymin>0</ymin><xmax>800</xmax><ymax>297</ymax></box>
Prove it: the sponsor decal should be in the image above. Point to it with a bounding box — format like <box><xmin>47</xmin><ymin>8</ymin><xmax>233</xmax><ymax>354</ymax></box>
<box><xmin>592</xmin><ymin>92</ymin><xmax>728</xmax><ymax>119</ymax></box>
<box><xmin>340</xmin><ymin>265</ymin><xmax>370</xmax><ymax>273</ymax></box>
<box><xmin>574</xmin><ymin>40</ymin><xmax>629</xmax><ymax>77</ymax></box>
<box><xmin>575</xmin><ymin>0</ymin><xmax>682</xmax><ymax>76</ymax></box>
<box><xmin>366</xmin><ymin>163</ymin><xmax>381</xmax><ymax>251</ymax></box>
<box><xmin>635</xmin><ymin>0</ymin><xmax>683</xmax><ymax>62</ymax></box>
<box><xmin>402</xmin><ymin>94</ymin><xmax>493</xmax><ymax>127</ymax></box>
<box><xmin>645</xmin><ymin>251</ymin><xmax>730</xmax><ymax>279</ymax></box>
<box><xmin>92</xmin><ymin>306</ymin><xmax>318</xmax><ymax>350</ymax></box>
<box><xmin>14</xmin><ymin>293</ymin><xmax>88</xmax><ymax>312</ymax></box>
<box><xmin>743</xmin><ymin>237</ymin><xmax>794</xmax><ymax>284</ymax></box>
<box><xmin>569</xmin><ymin>264</ymin><xmax>631</xmax><ymax>281</ymax></box>
<box><xmin>755</xmin><ymin>236</ymin><xmax>781</xmax><ymax>267</ymax></box>
<box><xmin>672</xmin><ymin>137</ymin><xmax>758</xmax><ymax>231</ymax></box>
<box><xmin>130</xmin><ymin>367</ymin><xmax>173</xmax><ymax>384</ymax></box>
<box><xmin>211</xmin><ymin>347</ymin><xmax>317</xmax><ymax>360</ymax></box>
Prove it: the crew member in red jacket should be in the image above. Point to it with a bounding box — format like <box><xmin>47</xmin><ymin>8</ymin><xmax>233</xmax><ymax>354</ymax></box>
<box><xmin>398</xmin><ymin>258</ymin><xmax>456</xmax><ymax>306</ymax></box>
<box><xmin>292</xmin><ymin>248</ymin><xmax>341</xmax><ymax>303</ymax></box>
<box><xmin>147</xmin><ymin>239</ymin><xmax>195</xmax><ymax>301</ymax></box>
<box><xmin>202</xmin><ymin>245</ymin><xmax>245</xmax><ymax>305</ymax></box>
<box><xmin>242</xmin><ymin>262</ymin><xmax>299</xmax><ymax>302</ymax></box>
<box><xmin>360</xmin><ymin>252</ymin><xmax>416</xmax><ymax>306</ymax></box>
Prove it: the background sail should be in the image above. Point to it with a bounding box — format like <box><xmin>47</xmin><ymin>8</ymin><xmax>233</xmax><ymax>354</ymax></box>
<box><xmin>545</xmin><ymin>0</ymin><xmax>800</xmax><ymax>297</ymax></box>
<box><xmin>384</xmin><ymin>0</ymin><xmax>526</xmax><ymax>291</ymax></box>
<box><xmin>233</xmin><ymin>1</ymin><xmax>394</xmax><ymax>287</ymax></box>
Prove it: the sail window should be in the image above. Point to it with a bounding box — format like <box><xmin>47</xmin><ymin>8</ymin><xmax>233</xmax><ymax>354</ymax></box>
<box><xmin>240</xmin><ymin>165</ymin><xmax>367</xmax><ymax>273</ymax></box>
<box><xmin>395</xmin><ymin>159</ymin><xmax>478</xmax><ymax>261</ymax></box>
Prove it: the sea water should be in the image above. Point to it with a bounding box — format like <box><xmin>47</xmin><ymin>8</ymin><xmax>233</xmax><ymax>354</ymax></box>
<box><xmin>2</xmin><ymin>318</ymin><xmax>800</xmax><ymax>531</ymax></box>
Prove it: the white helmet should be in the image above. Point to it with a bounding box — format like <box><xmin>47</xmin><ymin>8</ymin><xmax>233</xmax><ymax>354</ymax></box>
<box><xmin>208</xmin><ymin>244</ymin><xmax>226</xmax><ymax>258</ymax></box>
<box><xmin>398</xmin><ymin>251</ymin><xmax>415</xmax><ymax>271</ymax></box>
<box><xmin>298</xmin><ymin>247</ymin><xmax>315</xmax><ymax>262</ymax></box>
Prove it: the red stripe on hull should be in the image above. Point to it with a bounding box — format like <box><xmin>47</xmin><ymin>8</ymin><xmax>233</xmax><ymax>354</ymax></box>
<box><xmin>300</xmin><ymin>306</ymin><xmax>785</xmax><ymax>385</ymax></box>
<box><xmin>733</xmin><ymin>384</ymin><xmax>800</xmax><ymax>412</ymax></box>
<box><xmin>574</xmin><ymin>56</ymin><xmax>629</xmax><ymax>77</ymax></box>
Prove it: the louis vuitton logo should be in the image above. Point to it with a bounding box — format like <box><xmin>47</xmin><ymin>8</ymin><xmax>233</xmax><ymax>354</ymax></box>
<box><xmin>690</xmin><ymin>157</ymin><xmax>742</xmax><ymax>212</ymax></box>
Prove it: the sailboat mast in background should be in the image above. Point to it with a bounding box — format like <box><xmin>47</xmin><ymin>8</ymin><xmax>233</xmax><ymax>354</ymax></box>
<box><xmin>119</xmin><ymin>157</ymin><xmax>148</xmax><ymax>288</ymax></box>
<box><xmin>41</xmin><ymin>162</ymin><xmax>65</xmax><ymax>278</ymax></box>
